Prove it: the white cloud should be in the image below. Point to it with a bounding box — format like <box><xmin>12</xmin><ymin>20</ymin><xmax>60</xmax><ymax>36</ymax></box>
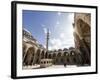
<box><xmin>49</xmin><ymin>29</ymin><xmax>51</xmax><ymax>35</ymax></box>
<box><xmin>43</xmin><ymin>27</ymin><xmax>47</xmax><ymax>34</ymax></box>
<box><xmin>49</xmin><ymin>38</ymin><xmax>62</xmax><ymax>50</ymax></box>
<box><xmin>43</xmin><ymin>26</ymin><xmax>51</xmax><ymax>35</ymax></box>
<box><xmin>49</xmin><ymin>31</ymin><xmax>75</xmax><ymax>50</ymax></box>
<box><xmin>50</xmin><ymin>38</ymin><xmax>61</xmax><ymax>46</ymax></box>
<box><xmin>67</xmin><ymin>13</ymin><xmax>74</xmax><ymax>23</ymax></box>
<box><xmin>43</xmin><ymin>45</ymin><xmax>46</xmax><ymax>48</ymax></box>
<box><xmin>60</xmin><ymin>33</ymin><xmax>65</xmax><ymax>39</ymax></box>
<box><xmin>56</xmin><ymin>21</ymin><xmax>60</xmax><ymax>25</ymax></box>
<box><xmin>48</xmin><ymin>13</ymin><xmax>75</xmax><ymax>50</ymax></box>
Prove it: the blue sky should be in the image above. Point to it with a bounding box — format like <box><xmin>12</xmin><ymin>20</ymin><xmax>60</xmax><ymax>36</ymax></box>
<box><xmin>23</xmin><ymin>10</ymin><xmax>75</xmax><ymax>50</ymax></box>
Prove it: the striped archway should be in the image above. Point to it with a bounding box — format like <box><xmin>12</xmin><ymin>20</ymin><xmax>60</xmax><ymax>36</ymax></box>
<box><xmin>41</xmin><ymin>50</ymin><xmax>45</xmax><ymax>59</ymax></box>
<box><xmin>23</xmin><ymin>47</ymin><xmax>35</xmax><ymax>66</ymax></box>
<box><xmin>35</xmin><ymin>49</ymin><xmax>41</xmax><ymax>64</ymax></box>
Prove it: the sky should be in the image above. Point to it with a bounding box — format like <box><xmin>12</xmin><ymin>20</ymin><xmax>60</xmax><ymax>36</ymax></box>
<box><xmin>23</xmin><ymin>10</ymin><xmax>75</xmax><ymax>50</ymax></box>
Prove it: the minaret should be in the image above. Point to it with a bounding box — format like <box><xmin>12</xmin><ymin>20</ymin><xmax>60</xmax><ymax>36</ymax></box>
<box><xmin>46</xmin><ymin>28</ymin><xmax>49</xmax><ymax>52</ymax></box>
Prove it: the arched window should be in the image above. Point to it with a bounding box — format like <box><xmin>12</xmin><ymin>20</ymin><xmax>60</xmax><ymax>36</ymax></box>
<box><xmin>70</xmin><ymin>51</ymin><xmax>75</xmax><ymax>56</ymax></box>
<box><xmin>63</xmin><ymin>52</ymin><xmax>68</xmax><ymax>56</ymax></box>
<box><xmin>57</xmin><ymin>52</ymin><xmax>61</xmax><ymax>57</ymax></box>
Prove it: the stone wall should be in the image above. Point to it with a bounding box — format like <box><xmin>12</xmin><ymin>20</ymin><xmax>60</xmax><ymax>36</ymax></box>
<box><xmin>73</xmin><ymin>13</ymin><xmax>91</xmax><ymax>65</ymax></box>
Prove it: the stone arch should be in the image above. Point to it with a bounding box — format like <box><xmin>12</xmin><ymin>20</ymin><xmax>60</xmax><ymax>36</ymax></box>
<box><xmin>53</xmin><ymin>53</ymin><xmax>56</xmax><ymax>58</ymax></box>
<box><xmin>57</xmin><ymin>52</ymin><xmax>62</xmax><ymax>57</ymax></box>
<box><xmin>62</xmin><ymin>52</ymin><xmax>68</xmax><ymax>64</ymax></box>
<box><xmin>77</xmin><ymin>19</ymin><xmax>90</xmax><ymax>33</ymax></box>
<box><xmin>73</xmin><ymin>32</ymin><xmax>81</xmax><ymax>49</ymax></box>
<box><xmin>70</xmin><ymin>51</ymin><xmax>75</xmax><ymax>56</ymax></box>
<box><xmin>77</xmin><ymin>53</ymin><xmax>83</xmax><ymax>65</ymax></box>
<box><xmin>48</xmin><ymin>54</ymin><xmax>52</xmax><ymax>59</ymax></box>
<box><xmin>52</xmin><ymin>53</ymin><xmax>56</xmax><ymax>64</ymax></box>
<box><xmin>35</xmin><ymin>49</ymin><xmax>41</xmax><ymax>64</ymax></box>
<box><xmin>63</xmin><ymin>52</ymin><xmax>69</xmax><ymax>57</ymax></box>
<box><xmin>76</xmin><ymin>18</ymin><xmax>90</xmax><ymax>40</ymax></box>
<box><xmin>56</xmin><ymin>52</ymin><xmax>62</xmax><ymax>64</ymax></box>
<box><xmin>70</xmin><ymin>51</ymin><xmax>77</xmax><ymax>65</ymax></box>
<box><xmin>23</xmin><ymin>42</ymin><xmax>27</xmax><ymax>58</ymax></box>
<box><xmin>23</xmin><ymin>47</ymin><xmax>35</xmax><ymax>66</ymax></box>
<box><xmin>66</xmin><ymin>58</ymin><xmax>70</xmax><ymax>65</ymax></box>
<box><xmin>73</xmin><ymin>57</ymin><xmax>77</xmax><ymax>63</ymax></box>
<box><xmin>45</xmin><ymin>51</ymin><xmax>48</xmax><ymax>58</ymax></box>
<box><xmin>41</xmin><ymin>50</ymin><xmax>45</xmax><ymax>59</ymax></box>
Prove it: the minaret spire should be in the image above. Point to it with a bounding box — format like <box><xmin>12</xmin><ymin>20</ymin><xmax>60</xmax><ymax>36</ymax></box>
<box><xmin>46</xmin><ymin>28</ymin><xmax>49</xmax><ymax>52</ymax></box>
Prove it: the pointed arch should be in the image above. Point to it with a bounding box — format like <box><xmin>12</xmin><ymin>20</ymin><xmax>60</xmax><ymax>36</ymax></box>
<box><xmin>35</xmin><ymin>49</ymin><xmax>41</xmax><ymax>64</ymax></box>
<box><xmin>23</xmin><ymin>47</ymin><xmax>35</xmax><ymax>65</ymax></box>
